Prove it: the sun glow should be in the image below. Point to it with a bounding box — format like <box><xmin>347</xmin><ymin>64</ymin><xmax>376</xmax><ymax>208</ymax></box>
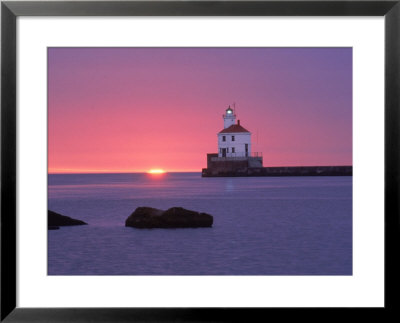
<box><xmin>147</xmin><ymin>169</ymin><xmax>166</xmax><ymax>174</ymax></box>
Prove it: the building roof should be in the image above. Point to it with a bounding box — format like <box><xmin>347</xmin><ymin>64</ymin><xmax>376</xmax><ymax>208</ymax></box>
<box><xmin>219</xmin><ymin>124</ymin><xmax>250</xmax><ymax>134</ymax></box>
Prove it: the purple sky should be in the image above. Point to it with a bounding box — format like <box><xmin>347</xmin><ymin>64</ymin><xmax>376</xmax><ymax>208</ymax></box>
<box><xmin>48</xmin><ymin>47</ymin><xmax>352</xmax><ymax>173</ymax></box>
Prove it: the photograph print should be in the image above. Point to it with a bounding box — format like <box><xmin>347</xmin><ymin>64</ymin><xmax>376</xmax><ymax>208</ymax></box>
<box><xmin>48</xmin><ymin>47</ymin><xmax>352</xmax><ymax>275</ymax></box>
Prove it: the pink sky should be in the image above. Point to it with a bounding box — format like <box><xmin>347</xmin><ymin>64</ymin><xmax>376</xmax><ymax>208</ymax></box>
<box><xmin>48</xmin><ymin>47</ymin><xmax>352</xmax><ymax>173</ymax></box>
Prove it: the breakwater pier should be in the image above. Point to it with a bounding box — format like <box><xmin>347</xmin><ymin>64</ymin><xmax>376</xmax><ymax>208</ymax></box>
<box><xmin>202</xmin><ymin>164</ymin><xmax>352</xmax><ymax>177</ymax></box>
<box><xmin>201</xmin><ymin>154</ymin><xmax>352</xmax><ymax>177</ymax></box>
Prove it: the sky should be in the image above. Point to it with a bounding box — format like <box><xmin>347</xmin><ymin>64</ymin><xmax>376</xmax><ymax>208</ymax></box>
<box><xmin>48</xmin><ymin>47</ymin><xmax>352</xmax><ymax>173</ymax></box>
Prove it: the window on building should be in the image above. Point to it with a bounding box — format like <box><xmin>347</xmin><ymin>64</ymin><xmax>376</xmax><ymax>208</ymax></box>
<box><xmin>222</xmin><ymin>136</ymin><xmax>226</xmax><ymax>142</ymax></box>
<box><xmin>227</xmin><ymin>148</ymin><xmax>229</xmax><ymax>153</ymax></box>
<box><xmin>232</xmin><ymin>147</ymin><xmax>235</xmax><ymax>153</ymax></box>
<box><xmin>232</xmin><ymin>136</ymin><xmax>235</xmax><ymax>141</ymax></box>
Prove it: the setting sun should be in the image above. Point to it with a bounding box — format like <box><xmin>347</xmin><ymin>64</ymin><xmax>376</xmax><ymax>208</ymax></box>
<box><xmin>147</xmin><ymin>169</ymin><xmax>166</xmax><ymax>174</ymax></box>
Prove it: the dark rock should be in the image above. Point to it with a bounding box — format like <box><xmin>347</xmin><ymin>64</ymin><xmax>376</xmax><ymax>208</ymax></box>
<box><xmin>48</xmin><ymin>210</ymin><xmax>87</xmax><ymax>227</ymax></box>
<box><xmin>48</xmin><ymin>226</ymin><xmax>60</xmax><ymax>230</ymax></box>
<box><xmin>125</xmin><ymin>206</ymin><xmax>213</xmax><ymax>229</ymax></box>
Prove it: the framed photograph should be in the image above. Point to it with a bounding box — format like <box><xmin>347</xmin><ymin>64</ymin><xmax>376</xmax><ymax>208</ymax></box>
<box><xmin>1</xmin><ymin>0</ymin><xmax>399</xmax><ymax>321</ymax></box>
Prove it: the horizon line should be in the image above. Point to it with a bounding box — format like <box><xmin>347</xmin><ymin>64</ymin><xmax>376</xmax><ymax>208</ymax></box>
<box><xmin>48</xmin><ymin>164</ymin><xmax>353</xmax><ymax>175</ymax></box>
<box><xmin>48</xmin><ymin>170</ymin><xmax>202</xmax><ymax>175</ymax></box>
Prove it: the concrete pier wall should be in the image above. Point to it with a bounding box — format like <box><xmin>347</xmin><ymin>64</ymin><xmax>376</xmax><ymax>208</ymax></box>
<box><xmin>202</xmin><ymin>164</ymin><xmax>352</xmax><ymax>177</ymax></box>
<box><xmin>202</xmin><ymin>153</ymin><xmax>352</xmax><ymax>177</ymax></box>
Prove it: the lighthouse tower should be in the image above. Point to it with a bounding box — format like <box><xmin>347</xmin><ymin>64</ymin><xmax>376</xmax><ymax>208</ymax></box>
<box><xmin>202</xmin><ymin>105</ymin><xmax>263</xmax><ymax>176</ymax></box>
<box><xmin>218</xmin><ymin>107</ymin><xmax>252</xmax><ymax>158</ymax></box>
<box><xmin>223</xmin><ymin>106</ymin><xmax>236</xmax><ymax>128</ymax></box>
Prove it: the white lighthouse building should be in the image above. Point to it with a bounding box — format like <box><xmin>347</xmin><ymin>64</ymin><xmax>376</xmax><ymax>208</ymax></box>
<box><xmin>218</xmin><ymin>106</ymin><xmax>251</xmax><ymax>158</ymax></box>
<box><xmin>202</xmin><ymin>105</ymin><xmax>263</xmax><ymax>177</ymax></box>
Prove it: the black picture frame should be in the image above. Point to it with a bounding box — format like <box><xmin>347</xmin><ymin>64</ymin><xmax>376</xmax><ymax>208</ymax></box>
<box><xmin>1</xmin><ymin>1</ymin><xmax>399</xmax><ymax>321</ymax></box>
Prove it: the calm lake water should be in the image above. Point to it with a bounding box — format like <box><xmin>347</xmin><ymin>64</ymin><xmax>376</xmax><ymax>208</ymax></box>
<box><xmin>48</xmin><ymin>173</ymin><xmax>352</xmax><ymax>275</ymax></box>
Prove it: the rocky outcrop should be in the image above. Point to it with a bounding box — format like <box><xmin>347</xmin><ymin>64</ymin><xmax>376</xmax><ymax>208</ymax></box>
<box><xmin>125</xmin><ymin>207</ymin><xmax>213</xmax><ymax>228</ymax></box>
<box><xmin>48</xmin><ymin>210</ymin><xmax>87</xmax><ymax>228</ymax></box>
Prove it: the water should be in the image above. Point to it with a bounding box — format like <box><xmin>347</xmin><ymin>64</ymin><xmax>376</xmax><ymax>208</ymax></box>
<box><xmin>48</xmin><ymin>173</ymin><xmax>352</xmax><ymax>275</ymax></box>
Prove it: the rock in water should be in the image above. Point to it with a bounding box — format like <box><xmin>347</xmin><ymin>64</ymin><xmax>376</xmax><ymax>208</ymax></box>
<box><xmin>48</xmin><ymin>210</ymin><xmax>87</xmax><ymax>228</ymax></box>
<box><xmin>125</xmin><ymin>207</ymin><xmax>213</xmax><ymax>228</ymax></box>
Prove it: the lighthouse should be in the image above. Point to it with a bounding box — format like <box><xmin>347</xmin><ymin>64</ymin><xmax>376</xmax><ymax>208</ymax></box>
<box><xmin>202</xmin><ymin>105</ymin><xmax>263</xmax><ymax>177</ymax></box>
<box><xmin>218</xmin><ymin>106</ymin><xmax>251</xmax><ymax>158</ymax></box>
